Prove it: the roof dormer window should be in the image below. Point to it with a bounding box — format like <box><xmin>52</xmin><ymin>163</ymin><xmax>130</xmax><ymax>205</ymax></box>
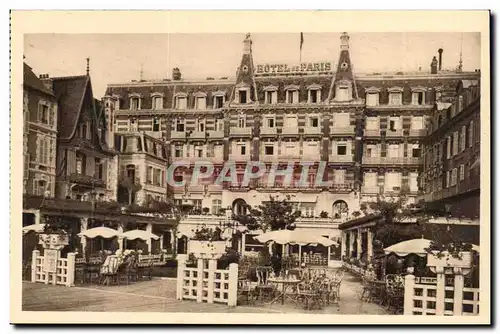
<box><xmin>264</xmin><ymin>85</ymin><xmax>278</xmax><ymax>104</ymax></box>
<box><xmin>307</xmin><ymin>84</ymin><xmax>322</xmax><ymax>104</ymax></box>
<box><xmin>129</xmin><ymin>93</ymin><xmax>142</xmax><ymax>110</ymax></box>
<box><xmin>174</xmin><ymin>93</ymin><xmax>188</xmax><ymax>109</ymax></box>
<box><xmin>194</xmin><ymin>92</ymin><xmax>207</xmax><ymax>110</ymax></box>
<box><xmin>212</xmin><ymin>91</ymin><xmax>226</xmax><ymax>109</ymax></box>
<box><xmin>411</xmin><ymin>86</ymin><xmax>426</xmax><ymax>106</ymax></box>
<box><xmin>151</xmin><ymin>92</ymin><xmax>164</xmax><ymax>110</ymax></box>
<box><xmin>365</xmin><ymin>87</ymin><xmax>380</xmax><ymax>107</ymax></box>
<box><xmin>388</xmin><ymin>87</ymin><xmax>404</xmax><ymax>105</ymax></box>
<box><xmin>335</xmin><ymin>80</ymin><xmax>352</xmax><ymax>102</ymax></box>
<box><xmin>285</xmin><ymin>85</ymin><xmax>300</xmax><ymax>104</ymax></box>
<box><xmin>235</xmin><ymin>83</ymin><xmax>251</xmax><ymax>104</ymax></box>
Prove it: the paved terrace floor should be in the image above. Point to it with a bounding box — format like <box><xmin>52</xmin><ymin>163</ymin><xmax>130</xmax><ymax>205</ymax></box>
<box><xmin>22</xmin><ymin>272</ymin><xmax>387</xmax><ymax>314</ymax></box>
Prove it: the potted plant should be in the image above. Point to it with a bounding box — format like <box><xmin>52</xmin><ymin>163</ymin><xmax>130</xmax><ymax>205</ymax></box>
<box><xmin>39</xmin><ymin>214</ymin><xmax>70</xmax><ymax>250</ymax></box>
<box><xmin>188</xmin><ymin>224</ymin><xmax>228</xmax><ymax>258</ymax></box>
<box><xmin>202</xmin><ymin>207</ymin><xmax>210</xmax><ymax>215</ymax></box>
<box><xmin>319</xmin><ymin>211</ymin><xmax>329</xmax><ymax>218</ymax></box>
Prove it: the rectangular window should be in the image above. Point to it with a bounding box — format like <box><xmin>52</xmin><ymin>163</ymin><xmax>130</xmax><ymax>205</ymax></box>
<box><xmin>452</xmin><ymin>131</ymin><xmax>459</xmax><ymax>155</ymax></box>
<box><xmin>366</xmin><ymin>93</ymin><xmax>379</xmax><ymax>106</ymax></box>
<box><xmin>266</xmin><ymin>91</ymin><xmax>277</xmax><ymax>104</ymax></box>
<box><xmin>364</xmin><ymin>172</ymin><xmax>378</xmax><ymax>187</ymax></box>
<box><xmin>389</xmin><ymin>92</ymin><xmax>402</xmax><ymax>105</ymax></box>
<box><xmin>385</xmin><ymin>172</ymin><xmax>402</xmax><ymax>191</ymax></box>
<box><xmin>446</xmin><ymin>136</ymin><xmax>451</xmax><ymax>159</ymax></box>
<box><xmin>196</xmin><ymin>97</ymin><xmax>206</xmax><ymax>109</ymax></box>
<box><xmin>174</xmin><ymin>146</ymin><xmax>183</xmax><ymax>158</ymax></box>
<box><xmin>238</xmin><ymin>116</ymin><xmax>246</xmax><ymax>128</ymax></box>
<box><xmin>95</xmin><ymin>158</ymin><xmax>103</xmax><ymax>179</ymax></box>
<box><xmin>411</xmin><ymin>116</ymin><xmax>424</xmax><ymax>129</ymax></box>
<box><xmin>459</xmin><ymin>164</ymin><xmax>465</xmax><ymax>181</ymax></box>
<box><xmin>211</xmin><ymin>199</ymin><xmax>222</xmax><ymax>215</ymax></box>
<box><xmin>130</xmin><ymin>97</ymin><xmax>140</xmax><ymax>110</ymax></box>
<box><xmin>451</xmin><ymin>168</ymin><xmax>458</xmax><ymax>186</ymax></box>
<box><xmin>468</xmin><ymin>120</ymin><xmax>474</xmax><ymax>147</ymax></box>
<box><xmin>336</xmin><ymin>87</ymin><xmax>349</xmax><ymax>101</ymax></box>
<box><xmin>309</xmin><ymin>117</ymin><xmax>319</xmax><ymax>128</ymax></box>
<box><xmin>75</xmin><ymin>152</ymin><xmax>86</xmax><ymax>175</ymax></box>
<box><xmin>409</xmin><ymin>172</ymin><xmax>418</xmax><ymax>192</ymax></box>
<box><xmin>154</xmin><ymin>169</ymin><xmax>161</xmax><ymax>186</ymax></box>
<box><xmin>265</xmin><ymin>145</ymin><xmax>274</xmax><ymax>155</ymax></box>
<box><xmin>389</xmin><ymin>117</ymin><xmax>400</xmax><ymax>131</ymax></box>
<box><xmin>412</xmin><ymin>91</ymin><xmax>425</xmax><ymax>105</ymax></box>
<box><xmin>176</xmin><ymin>96</ymin><xmax>187</xmax><ymax>109</ymax></box>
<box><xmin>337</xmin><ymin>144</ymin><xmax>347</xmax><ymax>156</ymax></box>
<box><xmin>309</xmin><ymin>90</ymin><xmax>319</xmax><ymax>103</ymax></box>
<box><xmin>161</xmin><ymin>170</ymin><xmax>165</xmax><ymax>187</ymax></box>
<box><xmin>412</xmin><ymin>146</ymin><xmax>421</xmax><ymax>158</ymax></box>
<box><xmin>266</xmin><ymin>118</ymin><xmax>275</xmax><ymax>128</ymax></box>
<box><xmin>239</xmin><ymin>145</ymin><xmax>246</xmax><ymax>155</ymax></box>
<box><xmin>197</xmin><ymin>119</ymin><xmax>205</xmax><ymax>132</ymax></box>
<box><xmin>196</xmin><ymin>146</ymin><xmax>204</xmax><ymax>158</ymax></box>
<box><xmin>287</xmin><ymin>90</ymin><xmax>298</xmax><ymax>104</ymax></box>
<box><xmin>284</xmin><ymin>115</ymin><xmax>298</xmax><ymax>129</ymax></box>
<box><xmin>153</xmin><ymin>118</ymin><xmax>160</xmax><ymax>131</ymax></box>
<box><xmin>215</xmin><ymin>96</ymin><xmax>224</xmax><ymax>109</ymax></box>
<box><xmin>388</xmin><ymin>144</ymin><xmax>400</xmax><ymax>158</ymax></box>
<box><xmin>460</xmin><ymin>125</ymin><xmax>466</xmax><ymax>151</ymax></box>
<box><xmin>147</xmin><ymin>166</ymin><xmax>153</xmax><ymax>184</ymax></box>
<box><xmin>153</xmin><ymin>96</ymin><xmax>163</xmax><ymax>110</ymax></box>
<box><xmin>38</xmin><ymin>104</ymin><xmax>49</xmax><ymax>124</ymax></box>
<box><xmin>175</xmin><ymin>119</ymin><xmax>185</xmax><ymax>132</ymax></box>
<box><xmin>239</xmin><ymin>90</ymin><xmax>247</xmax><ymax>104</ymax></box>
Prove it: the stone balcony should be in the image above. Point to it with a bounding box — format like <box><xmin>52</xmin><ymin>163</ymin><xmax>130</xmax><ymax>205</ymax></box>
<box><xmin>303</xmin><ymin>126</ymin><xmax>322</xmax><ymax>136</ymax></box>
<box><xmin>362</xmin><ymin>156</ymin><xmax>422</xmax><ymax>165</ymax></box>
<box><xmin>361</xmin><ymin>186</ymin><xmax>381</xmax><ymax>195</ymax></box>
<box><xmin>229</xmin><ymin>127</ymin><xmax>252</xmax><ymax>137</ymax></box>
<box><xmin>189</xmin><ymin>131</ymin><xmax>206</xmax><ymax>140</ymax></box>
<box><xmin>329</xmin><ymin>155</ymin><xmax>354</xmax><ymax>163</ymax></box>
<box><xmin>364</xmin><ymin>129</ymin><xmax>381</xmax><ymax>137</ymax></box>
<box><xmin>207</xmin><ymin>130</ymin><xmax>224</xmax><ymax>140</ymax></box>
<box><xmin>260</xmin><ymin>127</ymin><xmax>278</xmax><ymax>136</ymax></box>
<box><xmin>385</xmin><ymin>129</ymin><xmax>404</xmax><ymax>137</ymax></box>
<box><xmin>330</xmin><ymin>126</ymin><xmax>355</xmax><ymax>136</ymax></box>
<box><xmin>281</xmin><ymin>127</ymin><xmax>299</xmax><ymax>136</ymax></box>
<box><xmin>228</xmin><ymin>154</ymin><xmax>251</xmax><ymax>162</ymax></box>
<box><xmin>170</xmin><ymin>131</ymin><xmax>186</xmax><ymax>140</ymax></box>
<box><xmin>409</xmin><ymin>129</ymin><xmax>427</xmax><ymax>137</ymax></box>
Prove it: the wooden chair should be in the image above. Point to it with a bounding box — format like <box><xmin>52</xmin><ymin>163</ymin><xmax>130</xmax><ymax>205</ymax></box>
<box><xmin>255</xmin><ymin>266</ymin><xmax>275</xmax><ymax>302</ymax></box>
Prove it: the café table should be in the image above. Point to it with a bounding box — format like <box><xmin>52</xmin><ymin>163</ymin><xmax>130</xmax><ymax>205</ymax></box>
<box><xmin>267</xmin><ymin>277</ymin><xmax>301</xmax><ymax>305</ymax></box>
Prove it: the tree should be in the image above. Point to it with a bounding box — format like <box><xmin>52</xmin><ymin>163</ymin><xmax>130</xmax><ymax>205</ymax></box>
<box><xmin>361</xmin><ymin>194</ymin><xmax>426</xmax><ymax>249</ymax></box>
<box><xmin>232</xmin><ymin>195</ymin><xmax>301</xmax><ymax>232</ymax></box>
<box><xmin>118</xmin><ymin>176</ymin><xmax>142</xmax><ymax>205</ymax></box>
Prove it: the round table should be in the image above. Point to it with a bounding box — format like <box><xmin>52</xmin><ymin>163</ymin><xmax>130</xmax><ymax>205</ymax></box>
<box><xmin>268</xmin><ymin>277</ymin><xmax>301</xmax><ymax>305</ymax></box>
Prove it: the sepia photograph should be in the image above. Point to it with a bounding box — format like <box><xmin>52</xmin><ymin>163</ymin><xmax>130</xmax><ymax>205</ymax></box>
<box><xmin>9</xmin><ymin>10</ymin><xmax>490</xmax><ymax>325</ymax></box>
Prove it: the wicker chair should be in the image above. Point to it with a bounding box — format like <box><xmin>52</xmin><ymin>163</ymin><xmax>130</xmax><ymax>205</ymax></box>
<box><xmin>255</xmin><ymin>266</ymin><xmax>275</xmax><ymax>302</ymax></box>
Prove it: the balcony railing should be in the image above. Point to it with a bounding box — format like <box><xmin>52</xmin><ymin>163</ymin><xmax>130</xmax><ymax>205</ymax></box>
<box><xmin>281</xmin><ymin>127</ymin><xmax>299</xmax><ymax>135</ymax></box>
<box><xmin>207</xmin><ymin>130</ymin><xmax>224</xmax><ymax>140</ymax></box>
<box><xmin>329</xmin><ymin>183</ymin><xmax>354</xmax><ymax>192</ymax></box>
<box><xmin>260</xmin><ymin>127</ymin><xmax>277</xmax><ymax>136</ymax></box>
<box><xmin>68</xmin><ymin>173</ymin><xmax>106</xmax><ymax>188</ymax></box>
<box><xmin>362</xmin><ymin>156</ymin><xmax>422</xmax><ymax>165</ymax></box>
<box><xmin>330</xmin><ymin>126</ymin><xmax>355</xmax><ymax>135</ymax></box>
<box><xmin>329</xmin><ymin>155</ymin><xmax>354</xmax><ymax>163</ymax></box>
<box><xmin>409</xmin><ymin>129</ymin><xmax>427</xmax><ymax>137</ymax></box>
<box><xmin>385</xmin><ymin>129</ymin><xmax>404</xmax><ymax>137</ymax></box>
<box><xmin>170</xmin><ymin>131</ymin><xmax>186</xmax><ymax>140</ymax></box>
<box><xmin>228</xmin><ymin>154</ymin><xmax>251</xmax><ymax>162</ymax></box>
<box><xmin>229</xmin><ymin>127</ymin><xmax>252</xmax><ymax>136</ymax></box>
<box><xmin>364</xmin><ymin>129</ymin><xmax>381</xmax><ymax>137</ymax></box>
<box><xmin>207</xmin><ymin>184</ymin><xmax>223</xmax><ymax>193</ymax></box>
<box><xmin>187</xmin><ymin>185</ymin><xmax>205</xmax><ymax>193</ymax></box>
<box><xmin>303</xmin><ymin>126</ymin><xmax>322</xmax><ymax>135</ymax></box>
<box><xmin>189</xmin><ymin>131</ymin><xmax>206</xmax><ymax>140</ymax></box>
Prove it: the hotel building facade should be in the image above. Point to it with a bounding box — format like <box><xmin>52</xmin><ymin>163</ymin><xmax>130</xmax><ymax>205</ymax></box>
<box><xmin>103</xmin><ymin>33</ymin><xmax>480</xmax><ymax>258</ymax></box>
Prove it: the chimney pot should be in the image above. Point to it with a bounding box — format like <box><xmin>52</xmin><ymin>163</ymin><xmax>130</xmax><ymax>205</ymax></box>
<box><xmin>438</xmin><ymin>48</ymin><xmax>443</xmax><ymax>71</ymax></box>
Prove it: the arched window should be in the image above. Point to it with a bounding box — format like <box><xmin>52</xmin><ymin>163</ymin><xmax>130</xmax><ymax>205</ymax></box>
<box><xmin>232</xmin><ymin>198</ymin><xmax>247</xmax><ymax>216</ymax></box>
<box><xmin>211</xmin><ymin>199</ymin><xmax>222</xmax><ymax>215</ymax></box>
<box><xmin>332</xmin><ymin>200</ymin><xmax>349</xmax><ymax>219</ymax></box>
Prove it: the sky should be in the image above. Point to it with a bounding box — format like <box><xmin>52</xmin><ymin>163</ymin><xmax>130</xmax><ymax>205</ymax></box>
<box><xmin>24</xmin><ymin>32</ymin><xmax>481</xmax><ymax>98</ymax></box>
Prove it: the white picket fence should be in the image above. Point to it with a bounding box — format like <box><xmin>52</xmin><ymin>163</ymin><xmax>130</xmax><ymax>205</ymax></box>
<box><xmin>404</xmin><ymin>273</ymin><xmax>480</xmax><ymax>316</ymax></box>
<box><xmin>176</xmin><ymin>258</ymin><xmax>238</xmax><ymax>306</ymax></box>
<box><xmin>31</xmin><ymin>250</ymin><xmax>76</xmax><ymax>287</ymax></box>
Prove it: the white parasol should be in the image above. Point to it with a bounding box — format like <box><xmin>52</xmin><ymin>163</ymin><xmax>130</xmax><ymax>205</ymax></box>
<box><xmin>255</xmin><ymin>229</ymin><xmax>337</xmax><ymax>246</ymax></box>
<box><xmin>384</xmin><ymin>238</ymin><xmax>480</xmax><ymax>257</ymax></box>
<box><xmin>78</xmin><ymin>227</ymin><xmax>120</xmax><ymax>239</ymax></box>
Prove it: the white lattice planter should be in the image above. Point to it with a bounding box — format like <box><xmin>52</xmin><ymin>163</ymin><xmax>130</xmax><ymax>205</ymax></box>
<box><xmin>38</xmin><ymin>233</ymin><xmax>69</xmax><ymax>250</ymax></box>
<box><xmin>188</xmin><ymin>240</ymin><xmax>227</xmax><ymax>259</ymax></box>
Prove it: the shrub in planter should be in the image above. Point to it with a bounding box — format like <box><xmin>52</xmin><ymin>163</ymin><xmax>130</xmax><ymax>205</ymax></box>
<box><xmin>319</xmin><ymin>211</ymin><xmax>329</xmax><ymax>218</ymax></box>
<box><xmin>202</xmin><ymin>207</ymin><xmax>210</xmax><ymax>215</ymax></box>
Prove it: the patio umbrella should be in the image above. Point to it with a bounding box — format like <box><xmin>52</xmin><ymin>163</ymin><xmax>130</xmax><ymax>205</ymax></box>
<box><xmin>384</xmin><ymin>238</ymin><xmax>480</xmax><ymax>257</ymax></box>
<box><xmin>121</xmin><ymin>229</ymin><xmax>160</xmax><ymax>241</ymax></box>
<box><xmin>78</xmin><ymin>227</ymin><xmax>120</xmax><ymax>239</ymax></box>
<box><xmin>22</xmin><ymin>224</ymin><xmax>46</xmax><ymax>234</ymax></box>
<box><xmin>255</xmin><ymin>229</ymin><xmax>337</xmax><ymax>246</ymax></box>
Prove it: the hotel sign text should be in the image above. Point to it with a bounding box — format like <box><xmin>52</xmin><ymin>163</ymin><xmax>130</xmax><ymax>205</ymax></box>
<box><xmin>256</xmin><ymin>62</ymin><xmax>332</xmax><ymax>74</ymax></box>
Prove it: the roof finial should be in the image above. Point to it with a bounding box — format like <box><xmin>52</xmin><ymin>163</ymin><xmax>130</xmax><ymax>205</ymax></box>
<box><xmin>458</xmin><ymin>33</ymin><xmax>463</xmax><ymax>72</ymax></box>
<box><xmin>243</xmin><ymin>33</ymin><xmax>252</xmax><ymax>54</ymax></box>
<box><xmin>86</xmin><ymin>57</ymin><xmax>90</xmax><ymax>76</ymax></box>
<box><xmin>340</xmin><ymin>32</ymin><xmax>350</xmax><ymax>50</ymax></box>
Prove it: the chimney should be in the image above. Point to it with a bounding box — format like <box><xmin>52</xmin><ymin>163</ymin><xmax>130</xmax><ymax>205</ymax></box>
<box><xmin>39</xmin><ymin>74</ymin><xmax>53</xmax><ymax>92</ymax></box>
<box><xmin>172</xmin><ymin>68</ymin><xmax>181</xmax><ymax>80</ymax></box>
<box><xmin>430</xmin><ymin>56</ymin><xmax>438</xmax><ymax>74</ymax></box>
<box><xmin>438</xmin><ymin>48</ymin><xmax>443</xmax><ymax>71</ymax></box>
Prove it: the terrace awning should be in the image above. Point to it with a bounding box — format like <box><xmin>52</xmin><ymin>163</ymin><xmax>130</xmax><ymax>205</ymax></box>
<box><xmin>22</xmin><ymin>223</ymin><xmax>46</xmax><ymax>234</ymax></box>
<box><xmin>255</xmin><ymin>229</ymin><xmax>338</xmax><ymax>246</ymax></box>
<box><xmin>384</xmin><ymin>238</ymin><xmax>480</xmax><ymax>257</ymax></box>
<box><xmin>121</xmin><ymin>229</ymin><xmax>160</xmax><ymax>241</ymax></box>
<box><xmin>78</xmin><ymin>227</ymin><xmax>120</xmax><ymax>239</ymax></box>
